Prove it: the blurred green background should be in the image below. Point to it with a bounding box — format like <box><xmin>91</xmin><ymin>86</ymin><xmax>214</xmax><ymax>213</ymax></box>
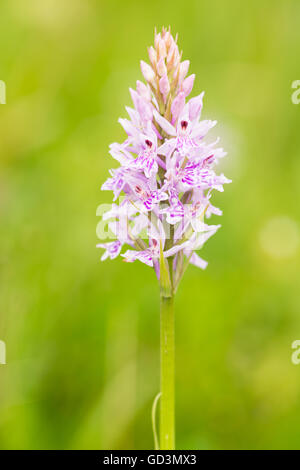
<box><xmin>1</xmin><ymin>0</ymin><xmax>300</xmax><ymax>450</ymax></box>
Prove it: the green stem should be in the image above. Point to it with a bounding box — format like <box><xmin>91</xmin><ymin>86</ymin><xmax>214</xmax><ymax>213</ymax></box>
<box><xmin>160</xmin><ymin>294</ymin><xmax>175</xmax><ymax>450</ymax></box>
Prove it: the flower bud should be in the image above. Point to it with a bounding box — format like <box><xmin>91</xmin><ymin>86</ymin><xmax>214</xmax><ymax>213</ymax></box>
<box><xmin>157</xmin><ymin>57</ymin><xmax>167</xmax><ymax>77</ymax></box>
<box><xmin>140</xmin><ymin>60</ymin><xmax>155</xmax><ymax>84</ymax></box>
<box><xmin>159</xmin><ymin>74</ymin><xmax>170</xmax><ymax>102</ymax></box>
<box><xmin>167</xmin><ymin>44</ymin><xmax>175</xmax><ymax>65</ymax></box>
<box><xmin>167</xmin><ymin>43</ymin><xmax>180</xmax><ymax>72</ymax></box>
<box><xmin>136</xmin><ymin>80</ymin><xmax>151</xmax><ymax>101</ymax></box>
<box><xmin>148</xmin><ymin>46</ymin><xmax>157</xmax><ymax>68</ymax></box>
<box><xmin>154</xmin><ymin>32</ymin><xmax>161</xmax><ymax>50</ymax></box>
<box><xmin>179</xmin><ymin>60</ymin><xmax>190</xmax><ymax>84</ymax></box>
<box><xmin>171</xmin><ymin>91</ymin><xmax>185</xmax><ymax>122</ymax></box>
<box><xmin>182</xmin><ymin>74</ymin><xmax>195</xmax><ymax>97</ymax></box>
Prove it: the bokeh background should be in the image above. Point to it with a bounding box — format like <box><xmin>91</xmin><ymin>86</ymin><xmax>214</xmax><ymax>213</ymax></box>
<box><xmin>1</xmin><ymin>0</ymin><xmax>300</xmax><ymax>450</ymax></box>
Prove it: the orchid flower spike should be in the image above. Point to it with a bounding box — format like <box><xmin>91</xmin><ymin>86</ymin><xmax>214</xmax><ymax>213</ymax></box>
<box><xmin>99</xmin><ymin>27</ymin><xmax>231</xmax><ymax>295</ymax></box>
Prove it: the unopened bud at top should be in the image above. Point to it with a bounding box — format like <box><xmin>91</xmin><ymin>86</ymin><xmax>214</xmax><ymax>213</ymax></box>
<box><xmin>140</xmin><ymin>28</ymin><xmax>196</xmax><ymax>110</ymax></box>
<box><xmin>154</xmin><ymin>32</ymin><xmax>161</xmax><ymax>50</ymax></box>
<box><xmin>163</xmin><ymin>30</ymin><xmax>172</xmax><ymax>49</ymax></box>
<box><xmin>167</xmin><ymin>43</ymin><xmax>180</xmax><ymax>71</ymax></box>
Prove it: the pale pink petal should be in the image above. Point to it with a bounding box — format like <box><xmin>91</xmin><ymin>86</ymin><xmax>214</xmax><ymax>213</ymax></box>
<box><xmin>136</xmin><ymin>95</ymin><xmax>153</xmax><ymax>122</ymax></box>
<box><xmin>118</xmin><ymin>118</ymin><xmax>137</xmax><ymax>137</ymax></box>
<box><xmin>153</xmin><ymin>110</ymin><xmax>176</xmax><ymax>136</ymax></box>
<box><xmin>140</xmin><ymin>60</ymin><xmax>155</xmax><ymax>83</ymax></box>
<box><xmin>171</xmin><ymin>92</ymin><xmax>185</xmax><ymax>122</ymax></box>
<box><xmin>159</xmin><ymin>74</ymin><xmax>170</xmax><ymax>101</ymax></box>
<box><xmin>182</xmin><ymin>74</ymin><xmax>195</xmax><ymax>97</ymax></box>
<box><xmin>189</xmin><ymin>253</ymin><xmax>208</xmax><ymax>269</ymax></box>
<box><xmin>190</xmin><ymin>120</ymin><xmax>217</xmax><ymax>139</ymax></box>
<box><xmin>157</xmin><ymin>139</ymin><xmax>176</xmax><ymax>156</ymax></box>
<box><xmin>148</xmin><ymin>46</ymin><xmax>157</xmax><ymax>67</ymax></box>
<box><xmin>188</xmin><ymin>92</ymin><xmax>204</xmax><ymax>121</ymax></box>
<box><xmin>129</xmin><ymin>88</ymin><xmax>140</xmax><ymax>110</ymax></box>
<box><xmin>125</xmin><ymin>106</ymin><xmax>139</xmax><ymax>126</ymax></box>
<box><xmin>164</xmin><ymin>240</ymin><xmax>191</xmax><ymax>257</ymax></box>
